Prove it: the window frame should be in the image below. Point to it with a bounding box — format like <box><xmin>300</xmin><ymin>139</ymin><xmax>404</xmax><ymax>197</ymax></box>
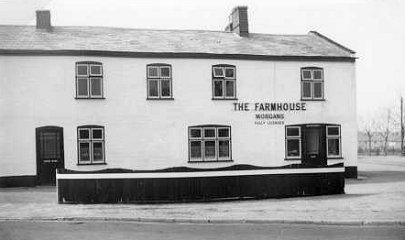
<box><xmin>77</xmin><ymin>125</ymin><xmax>106</xmax><ymax>165</ymax></box>
<box><xmin>300</xmin><ymin>67</ymin><xmax>324</xmax><ymax>101</ymax></box>
<box><xmin>75</xmin><ymin>62</ymin><xmax>104</xmax><ymax>99</ymax></box>
<box><xmin>146</xmin><ymin>64</ymin><xmax>173</xmax><ymax>100</ymax></box>
<box><xmin>188</xmin><ymin>125</ymin><xmax>232</xmax><ymax>162</ymax></box>
<box><xmin>212</xmin><ymin>65</ymin><xmax>237</xmax><ymax>100</ymax></box>
<box><xmin>285</xmin><ymin>126</ymin><xmax>302</xmax><ymax>159</ymax></box>
<box><xmin>326</xmin><ymin>125</ymin><xmax>342</xmax><ymax>158</ymax></box>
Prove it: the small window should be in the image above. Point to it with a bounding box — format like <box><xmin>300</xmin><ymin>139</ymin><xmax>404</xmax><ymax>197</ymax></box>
<box><xmin>147</xmin><ymin>64</ymin><xmax>173</xmax><ymax>99</ymax></box>
<box><xmin>212</xmin><ymin>65</ymin><xmax>236</xmax><ymax>99</ymax></box>
<box><xmin>188</xmin><ymin>125</ymin><xmax>232</xmax><ymax>162</ymax></box>
<box><xmin>77</xmin><ymin>126</ymin><xmax>105</xmax><ymax>165</ymax></box>
<box><xmin>327</xmin><ymin>125</ymin><xmax>341</xmax><ymax>158</ymax></box>
<box><xmin>285</xmin><ymin>126</ymin><xmax>301</xmax><ymax>159</ymax></box>
<box><xmin>76</xmin><ymin>62</ymin><xmax>104</xmax><ymax>99</ymax></box>
<box><xmin>301</xmin><ymin>67</ymin><xmax>324</xmax><ymax>100</ymax></box>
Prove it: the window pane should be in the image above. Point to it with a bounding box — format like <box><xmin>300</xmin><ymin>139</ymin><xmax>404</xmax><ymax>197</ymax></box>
<box><xmin>313</xmin><ymin>70</ymin><xmax>323</xmax><ymax>80</ymax></box>
<box><xmin>190</xmin><ymin>141</ymin><xmax>202</xmax><ymax>159</ymax></box>
<box><xmin>160</xmin><ymin>67</ymin><xmax>171</xmax><ymax>78</ymax></box>
<box><xmin>148</xmin><ymin>80</ymin><xmax>159</xmax><ymax>97</ymax></box>
<box><xmin>77</xmin><ymin>78</ymin><xmax>89</xmax><ymax>96</ymax></box>
<box><xmin>204</xmin><ymin>141</ymin><xmax>216</xmax><ymax>160</ymax></box>
<box><xmin>287</xmin><ymin>139</ymin><xmax>300</xmax><ymax>157</ymax></box>
<box><xmin>93</xmin><ymin>142</ymin><xmax>104</xmax><ymax>162</ymax></box>
<box><xmin>92</xmin><ymin>129</ymin><xmax>103</xmax><ymax>139</ymax></box>
<box><xmin>41</xmin><ymin>132</ymin><xmax>59</xmax><ymax>159</ymax></box>
<box><xmin>79</xmin><ymin>142</ymin><xmax>90</xmax><ymax>162</ymax></box>
<box><xmin>90</xmin><ymin>65</ymin><xmax>102</xmax><ymax>75</ymax></box>
<box><xmin>302</xmin><ymin>70</ymin><xmax>311</xmax><ymax>79</ymax></box>
<box><xmin>313</xmin><ymin>82</ymin><xmax>323</xmax><ymax>98</ymax></box>
<box><xmin>204</xmin><ymin>128</ymin><xmax>215</xmax><ymax>138</ymax></box>
<box><xmin>218</xmin><ymin>128</ymin><xmax>230</xmax><ymax>138</ymax></box>
<box><xmin>79</xmin><ymin>129</ymin><xmax>90</xmax><ymax>139</ymax></box>
<box><xmin>190</xmin><ymin>129</ymin><xmax>201</xmax><ymax>138</ymax></box>
<box><xmin>327</xmin><ymin>126</ymin><xmax>340</xmax><ymax>136</ymax></box>
<box><xmin>302</xmin><ymin>82</ymin><xmax>311</xmax><ymax>98</ymax></box>
<box><xmin>225</xmin><ymin>80</ymin><xmax>235</xmax><ymax>97</ymax></box>
<box><xmin>213</xmin><ymin>67</ymin><xmax>224</xmax><ymax>77</ymax></box>
<box><xmin>225</xmin><ymin>67</ymin><xmax>235</xmax><ymax>78</ymax></box>
<box><xmin>148</xmin><ymin>67</ymin><xmax>159</xmax><ymax>78</ymax></box>
<box><xmin>161</xmin><ymin>79</ymin><xmax>171</xmax><ymax>97</ymax></box>
<box><xmin>328</xmin><ymin>138</ymin><xmax>340</xmax><ymax>156</ymax></box>
<box><xmin>218</xmin><ymin>140</ymin><xmax>230</xmax><ymax>158</ymax></box>
<box><xmin>286</xmin><ymin>127</ymin><xmax>300</xmax><ymax>137</ymax></box>
<box><xmin>90</xmin><ymin>78</ymin><xmax>102</xmax><ymax>97</ymax></box>
<box><xmin>214</xmin><ymin>80</ymin><xmax>223</xmax><ymax>97</ymax></box>
<box><xmin>77</xmin><ymin>65</ymin><xmax>88</xmax><ymax>76</ymax></box>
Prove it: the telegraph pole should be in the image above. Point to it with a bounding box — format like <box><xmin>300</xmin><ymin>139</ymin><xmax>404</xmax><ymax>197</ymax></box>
<box><xmin>401</xmin><ymin>96</ymin><xmax>404</xmax><ymax>156</ymax></box>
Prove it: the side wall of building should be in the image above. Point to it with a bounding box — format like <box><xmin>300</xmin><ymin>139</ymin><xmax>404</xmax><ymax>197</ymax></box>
<box><xmin>0</xmin><ymin>56</ymin><xmax>357</xmax><ymax>178</ymax></box>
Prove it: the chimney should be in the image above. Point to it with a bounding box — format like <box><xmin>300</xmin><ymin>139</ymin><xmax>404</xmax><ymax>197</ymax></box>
<box><xmin>36</xmin><ymin>10</ymin><xmax>52</xmax><ymax>31</ymax></box>
<box><xmin>225</xmin><ymin>6</ymin><xmax>249</xmax><ymax>37</ymax></box>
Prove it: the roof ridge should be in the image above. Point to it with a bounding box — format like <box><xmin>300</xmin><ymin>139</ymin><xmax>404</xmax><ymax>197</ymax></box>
<box><xmin>309</xmin><ymin>31</ymin><xmax>356</xmax><ymax>54</ymax></box>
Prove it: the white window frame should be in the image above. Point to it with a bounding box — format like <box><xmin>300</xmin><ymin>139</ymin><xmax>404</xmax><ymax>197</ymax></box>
<box><xmin>76</xmin><ymin>77</ymin><xmax>90</xmax><ymax>98</ymax></box>
<box><xmin>89</xmin><ymin>64</ymin><xmax>103</xmax><ymax>76</ymax></box>
<box><xmin>160</xmin><ymin>79</ymin><xmax>172</xmax><ymax>99</ymax></box>
<box><xmin>286</xmin><ymin>126</ymin><xmax>302</xmax><ymax>159</ymax></box>
<box><xmin>301</xmin><ymin>68</ymin><xmax>324</xmax><ymax>100</ymax></box>
<box><xmin>217</xmin><ymin>127</ymin><xmax>231</xmax><ymax>161</ymax></box>
<box><xmin>76</xmin><ymin>62</ymin><xmax>103</xmax><ymax>99</ymax></box>
<box><xmin>213</xmin><ymin>67</ymin><xmax>225</xmax><ymax>78</ymax></box>
<box><xmin>326</xmin><ymin>125</ymin><xmax>341</xmax><ymax>158</ymax></box>
<box><xmin>147</xmin><ymin>64</ymin><xmax>172</xmax><ymax>99</ymax></box>
<box><xmin>189</xmin><ymin>127</ymin><xmax>203</xmax><ymax>161</ymax></box>
<box><xmin>78</xmin><ymin>126</ymin><xmax>105</xmax><ymax>165</ymax></box>
<box><xmin>147</xmin><ymin>66</ymin><xmax>160</xmax><ymax>78</ymax></box>
<box><xmin>92</xmin><ymin>141</ymin><xmax>105</xmax><ymax>163</ymax></box>
<box><xmin>224</xmin><ymin>67</ymin><xmax>236</xmax><ymax>79</ymax></box>
<box><xmin>89</xmin><ymin>77</ymin><xmax>103</xmax><ymax>98</ymax></box>
<box><xmin>76</xmin><ymin>64</ymin><xmax>89</xmax><ymax>77</ymax></box>
<box><xmin>212</xmin><ymin>65</ymin><xmax>236</xmax><ymax>99</ymax></box>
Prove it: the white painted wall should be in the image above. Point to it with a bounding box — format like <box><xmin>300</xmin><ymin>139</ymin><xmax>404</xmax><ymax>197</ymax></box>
<box><xmin>0</xmin><ymin>56</ymin><xmax>357</xmax><ymax>177</ymax></box>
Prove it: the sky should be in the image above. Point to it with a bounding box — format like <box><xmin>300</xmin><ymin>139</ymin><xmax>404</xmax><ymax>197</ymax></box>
<box><xmin>0</xmin><ymin>0</ymin><xmax>404</xmax><ymax>121</ymax></box>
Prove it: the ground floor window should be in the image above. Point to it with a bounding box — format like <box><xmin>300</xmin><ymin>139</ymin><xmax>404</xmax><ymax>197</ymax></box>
<box><xmin>188</xmin><ymin>125</ymin><xmax>232</xmax><ymax>162</ymax></box>
<box><xmin>77</xmin><ymin>125</ymin><xmax>105</xmax><ymax>165</ymax></box>
<box><xmin>285</xmin><ymin>124</ymin><xmax>341</xmax><ymax>161</ymax></box>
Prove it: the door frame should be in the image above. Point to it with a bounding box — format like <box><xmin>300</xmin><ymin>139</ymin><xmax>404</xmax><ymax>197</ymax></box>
<box><xmin>35</xmin><ymin>126</ymin><xmax>65</xmax><ymax>185</ymax></box>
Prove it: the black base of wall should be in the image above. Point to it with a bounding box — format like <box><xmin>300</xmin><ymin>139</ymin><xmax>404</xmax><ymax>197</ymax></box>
<box><xmin>0</xmin><ymin>175</ymin><xmax>37</xmax><ymax>188</ymax></box>
<box><xmin>345</xmin><ymin>166</ymin><xmax>358</xmax><ymax>179</ymax></box>
<box><xmin>58</xmin><ymin>172</ymin><xmax>345</xmax><ymax>204</ymax></box>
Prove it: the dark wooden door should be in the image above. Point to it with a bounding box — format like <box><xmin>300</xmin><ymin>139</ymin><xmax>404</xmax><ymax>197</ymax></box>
<box><xmin>302</xmin><ymin>125</ymin><xmax>326</xmax><ymax>166</ymax></box>
<box><xmin>36</xmin><ymin>126</ymin><xmax>64</xmax><ymax>185</ymax></box>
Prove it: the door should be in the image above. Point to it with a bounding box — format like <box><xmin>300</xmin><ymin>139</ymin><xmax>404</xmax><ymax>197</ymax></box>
<box><xmin>36</xmin><ymin>126</ymin><xmax>64</xmax><ymax>185</ymax></box>
<box><xmin>302</xmin><ymin>125</ymin><xmax>326</xmax><ymax>166</ymax></box>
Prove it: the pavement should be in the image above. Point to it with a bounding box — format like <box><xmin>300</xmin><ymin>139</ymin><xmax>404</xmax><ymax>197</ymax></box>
<box><xmin>0</xmin><ymin>156</ymin><xmax>404</xmax><ymax>226</ymax></box>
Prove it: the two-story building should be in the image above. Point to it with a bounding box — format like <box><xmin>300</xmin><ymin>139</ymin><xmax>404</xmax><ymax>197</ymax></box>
<box><xmin>0</xmin><ymin>7</ymin><xmax>357</xmax><ymax>203</ymax></box>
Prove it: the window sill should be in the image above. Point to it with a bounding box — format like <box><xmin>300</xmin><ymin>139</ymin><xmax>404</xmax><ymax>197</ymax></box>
<box><xmin>77</xmin><ymin>162</ymin><xmax>107</xmax><ymax>166</ymax></box>
<box><xmin>300</xmin><ymin>99</ymin><xmax>325</xmax><ymax>102</ymax></box>
<box><xmin>284</xmin><ymin>158</ymin><xmax>301</xmax><ymax>161</ymax></box>
<box><xmin>188</xmin><ymin>160</ymin><xmax>234</xmax><ymax>163</ymax></box>
<box><xmin>75</xmin><ymin>97</ymin><xmax>106</xmax><ymax>100</ymax></box>
<box><xmin>147</xmin><ymin>98</ymin><xmax>175</xmax><ymax>100</ymax></box>
<box><xmin>212</xmin><ymin>98</ymin><xmax>238</xmax><ymax>101</ymax></box>
<box><xmin>328</xmin><ymin>157</ymin><xmax>344</xmax><ymax>160</ymax></box>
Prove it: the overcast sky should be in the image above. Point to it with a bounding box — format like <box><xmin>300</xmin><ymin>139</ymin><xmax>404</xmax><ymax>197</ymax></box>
<box><xmin>1</xmin><ymin>0</ymin><xmax>404</xmax><ymax>120</ymax></box>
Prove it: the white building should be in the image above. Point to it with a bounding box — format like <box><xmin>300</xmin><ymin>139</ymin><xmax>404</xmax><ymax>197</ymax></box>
<box><xmin>0</xmin><ymin>7</ymin><xmax>357</xmax><ymax>202</ymax></box>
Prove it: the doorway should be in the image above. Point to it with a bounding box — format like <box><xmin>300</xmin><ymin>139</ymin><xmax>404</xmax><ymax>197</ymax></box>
<box><xmin>36</xmin><ymin>126</ymin><xmax>64</xmax><ymax>185</ymax></box>
<box><xmin>302</xmin><ymin>125</ymin><xmax>326</xmax><ymax>166</ymax></box>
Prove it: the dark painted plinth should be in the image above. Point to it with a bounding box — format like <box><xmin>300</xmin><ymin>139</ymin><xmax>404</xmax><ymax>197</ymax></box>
<box><xmin>345</xmin><ymin>166</ymin><xmax>358</xmax><ymax>179</ymax></box>
<box><xmin>58</xmin><ymin>171</ymin><xmax>344</xmax><ymax>204</ymax></box>
<box><xmin>0</xmin><ymin>175</ymin><xmax>36</xmax><ymax>188</ymax></box>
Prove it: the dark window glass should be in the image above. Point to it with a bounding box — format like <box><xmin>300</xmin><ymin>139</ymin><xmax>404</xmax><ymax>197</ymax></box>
<box><xmin>302</xmin><ymin>82</ymin><xmax>311</xmax><ymax>98</ymax></box>
<box><xmin>160</xmin><ymin>67</ymin><xmax>170</xmax><ymax>78</ymax></box>
<box><xmin>286</xmin><ymin>127</ymin><xmax>299</xmax><ymax>137</ymax></box>
<box><xmin>79</xmin><ymin>129</ymin><xmax>90</xmax><ymax>139</ymax></box>
<box><xmin>148</xmin><ymin>67</ymin><xmax>159</xmax><ymax>78</ymax></box>
<box><xmin>225</xmin><ymin>81</ymin><xmax>235</xmax><ymax>97</ymax></box>
<box><xmin>218</xmin><ymin>140</ymin><xmax>230</xmax><ymax>158</ymax></box>
<box><xmin>225</xmin><ymin>68</ymin><xmax>235</xmax><ymax>78</ymax></box>
<box><xmin>302</xmin><ymin>70</ymin><xmax>311</xmax><ymax>79</ymax></box>
<box><xmin>313</xmin><ymin>70</ymin><xmax>322</xmax><ymax>80</ymax></box>
<box><xmin>213</xmin><ymin>68</ymin><xmax>224</xmax><ymax>77</ymax></box>
<box><xmin>328</xmin><ymin>138</ymin><xmax>340</xmax><ymax>156</ymax></box>
<box><xmin>161</xmin><ymin>79</ymin><xmax>171</xmax><ymax>97</ymax></box>
<box><xmin>313</xmin><ymin>82</ymin><xmax>323</xmax><ymax>98</ymax></box>
<box><xmin>93</xmin><ymin>142</ymin><xmax>103</xmax><ymax>161</ymax></box>
<box><xmin>327</xmin><ymin>126</ymin><xmax>339</xmax><ymax>136</ymax></box>
<box><xmin>77</xmin><ymin>65</ymin><xmax>88</xmax><ymax>76</ymax></box>
<box><xmin>79</xmin><ymin>142</ymin><xmax>90</xmax><ymax>162</ymax></box>
<box><xmin>190</xmin><ymin>129</ymin><xmax>201</xmax><ymax>138</ymax></box>
<box><xmin>204</xmin><ymin>129</ymin><xmax>216</xmax><ymax>138</ymax></box>
<box><xmin>90</xmin><ymin>78</ymin><xmax>102</xmax><ymax>96</ymax></box>
<box><xmin>204</xmin><ymin>141</ymin><xmax>216</xmax><ymax>159</ymax></box>
<box><xmin>77</xmin><ymin>78</ymin><xmax>89</xmax><ymax>96</ymax></box>
<box><xmin>92</xmin><ymin>129</ymin><xmax>103</xmax><ymax>139</ymax></box>
<box><xmin>218</xmin><ymin>128</ymin><xmax>229</xmax><ymax>138</ymax></box>
<box><xmin>149</xmin><ymin>80</ymin><xmax>159</xmax><ymax>97</ymax></box>
<box><xmin>214</xmin><ymin>80</ymin><xmax>223</xmax><ymax>97</ymax></box>
<box><xmin>287</xmin><ymin>139</ymin><xmax>300</xmax><ymax>157</ymax></box>
<box><xmin>190</xmin><ymin>141</ymin><xmax>202</xmax><ymax>159</ymax></box>
<box><xmin>90</xmin><ymin>65</ymin><xmax>102</xmax><ymax>75</ymax></box>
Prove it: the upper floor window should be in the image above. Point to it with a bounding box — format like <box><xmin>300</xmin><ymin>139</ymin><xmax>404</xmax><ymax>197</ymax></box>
<box><xmin>212</xmin><ymin>65</ymin><xmax>236</xmax><ymax>100</ymax></box>
<box><xmin>76</xmin><ymin>62</ymin><xmax>104</xmax><ymax>99</ymax></box>
<box><xmin>188</xmin><ymin>125</ymin><xmax>232</xmax><ymax>162</ymax></box>
<box><xmin>147</xmin><ymin>64</ymin><xmax>173</xmax><ymax>99</ymax></box>
<box><xmin>301</xmin><ymin>67</ymin><xmax>324</xmax><ymax>100</ymax></box>
<box><xmin>77</xmin><ymin>125</ymin><xmax>105</xmax><ymax>165</ymax></box>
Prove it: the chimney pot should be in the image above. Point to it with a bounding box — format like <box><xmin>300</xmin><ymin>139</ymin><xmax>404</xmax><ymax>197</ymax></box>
<box><xmin>225</xmin><ymin>6</ymin><xmax>249</xmax><ymax>37</ymax></box>
<box><xmin>36</xmin><ymin>10</ymin><xmax>52</xmax><ymax>31</ymax></box>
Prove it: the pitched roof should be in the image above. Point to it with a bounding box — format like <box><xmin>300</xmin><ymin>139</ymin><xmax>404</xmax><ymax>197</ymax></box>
<box><xmin>0</xmin><ymin>25</ymin><xmax>355</xmax><ymax>61</ymax></box>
